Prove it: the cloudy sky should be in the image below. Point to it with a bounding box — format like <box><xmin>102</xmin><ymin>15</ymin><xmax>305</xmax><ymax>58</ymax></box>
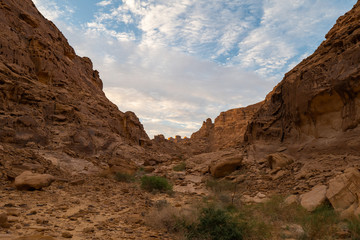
<box><xmin>33</xmin><ymin>0</ymin><xmax>356</xmax><ymax>138</ymax></box>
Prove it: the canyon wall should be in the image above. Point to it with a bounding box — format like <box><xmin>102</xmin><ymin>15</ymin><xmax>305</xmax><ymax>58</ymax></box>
<box><xmin>0</xmin><ymin>0</ymin><xmax>153</xmax><ymax>180</ymax></box>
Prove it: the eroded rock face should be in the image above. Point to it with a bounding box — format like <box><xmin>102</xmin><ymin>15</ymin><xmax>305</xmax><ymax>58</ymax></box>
<box><xmin>191</xmin><ymin>102</ymin><xmax>262</xmax><ymax>152</ymax></box>
<box><xmin>245</xmin><ymin>1</ymin><xmax>360</xmax><ymax>148</ymax></box>
<box><xmin>0</xmin><ymin>0</ymin><xmax>149</xmax><ymax>158</ymax></box>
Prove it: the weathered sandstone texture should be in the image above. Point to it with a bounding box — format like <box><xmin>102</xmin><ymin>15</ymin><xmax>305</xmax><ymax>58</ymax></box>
<box><xmin>0</xmin><ymin>0</ymin><xmax>149</xmax><ymax>157</ymax></box>
<box><xmin>14</xmin><ymin>171</ymin><xmax>55</xmax><ymax>190</ymax></box>
<box><xmin>245</xmin><ymin>1</ymin><xmax>360</xmax><ymax>148</ymax></box>
<box><xmin>0</xmin><ymin>0</ymin><xmax>153</xmax><ymax>179</ymax></box>
<box><xmin>191</xmin><ymin>102</ymin><xmax>262</xmax><ymax>151</ymax></box>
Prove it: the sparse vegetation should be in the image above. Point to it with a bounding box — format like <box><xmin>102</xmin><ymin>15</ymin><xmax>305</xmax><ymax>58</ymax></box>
<box><xmin>114</xmin><ymin>172</ymin><xmax>135</xmax><ymax>182</ymax></box>
<box><xmin>347</xmin><ymin>216</ymin><xmax>360</xmax><ymax>240</ymax></box>
<box><xmin>206</xmin><ymin>179</ymin><xmax>236</xmax><ymax>193</ymax></box>
<box><xmin>205</xmin><ymin>179</ymin><xmax>239</xmax><ymax>207</ymax></box>
<box><xmin>146</xmin><ymin>194</ymin><xmax>356</xmax><ymax>240</ymax></box>
<box><xmin>184</xmin><ymin>205</ymin><xmax>244</xmax><ymax>240</ymax></box>
<box><xmin>299</xmin><ymin>203</ymin><xmax>339</xmax><ymax>239</ymax></box>
<box><xmin>140</xmin><ymin>175</ymin><xmax>173</xmax><ymax>193</ymax></box>
<box><xmin>173</xmin><ymin>162</ymin><xmax>186</xmax><ymax>171</ymax></box>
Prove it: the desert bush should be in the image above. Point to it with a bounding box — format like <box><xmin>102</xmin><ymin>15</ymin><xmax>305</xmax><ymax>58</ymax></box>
<box><xmin>140</xmin><ymin>175</ymin><xmax>172</xmax><ymax>193</ymax></box>
<box><xmin>146</xmin><ymin>205</ymin><xmax>184</xmax><ymax>233</ymax></box>
<box><xmin>298</xmin><ymin>203</ymin><xmax>339</xmax><ymax>239</ymax></box>
<box><xmin>347</xmin><ymin>216</ymin><xmax>360</xmax><ymax>240</ymax></box>
<box><xmin>114</xmin><ymin>172</ymin><xmax>135</xmax><ymax>182</ymax></box>
<box><xmin>184</xmin><ymin>205</ymin><xmax>243</xmax><ymax>240</ymax></box>
<box><xmin>173</xmin><ymin>162</ymin><xmax>186</xmax><ymax>171</ymax></box>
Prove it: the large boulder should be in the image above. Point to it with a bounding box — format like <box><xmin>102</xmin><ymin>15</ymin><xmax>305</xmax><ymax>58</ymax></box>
<box><xmin>108</xmin><ymin>158</ymin><xmax>138</xmax><ymax>175</ymax></box>
<box><xmin>300</xmin><ymin>185</ymin><xmax>327</xmax><ymax>212</ymax></box>
<box><xmin>326</xmin><ymin>168</ymin><xmax>360</xmax><ymax>218</ymax></box>
<box><xmin>185</xmin><ymin>150</ymin><xmax>242</xmax><ymax>177</ymax></box>
<box><xmin>209</xmin><ymin>155</ymin><xmax>243</xmax><ymax>178</ymax></box>
<box><xmin>14</xmin><ymin>171</ymin><xmax>55</xmax><ymax>190</ymax></box>
<box><xmin>267</xmin><ymin>153</ymin><xmax>294</xmax><ymax>170</ymax></box>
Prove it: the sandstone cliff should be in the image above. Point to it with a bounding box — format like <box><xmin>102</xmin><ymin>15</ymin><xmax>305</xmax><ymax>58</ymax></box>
<box><xmin>245</xmin><ymin>1</ymin><xmax>360</xmax><ymax>150</ymax></box>
<box><xmin>0</xmin><ymin>0</ymin><xmax>150</xmax><ymax>177</ymax></box>
<box><xmin>190</xmin><ymin>102</ymin><xmax>262</xmax><ymax>151</ymax></box>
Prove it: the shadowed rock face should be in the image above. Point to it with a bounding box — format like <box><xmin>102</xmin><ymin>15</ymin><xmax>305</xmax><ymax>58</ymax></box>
<box><xmin>245</xmin><ymin>1</ymin><xmax>360</xmax><ymax>145</ymax></box>
<box><xmin>0</xmin><ymin>0</ymin><xmax>149</xmax><ymax>156</ymax></box>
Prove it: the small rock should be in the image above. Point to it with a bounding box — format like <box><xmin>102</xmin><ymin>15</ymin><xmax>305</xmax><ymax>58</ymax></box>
<box><xmin>284</xmin><ymin>195</ymin><xmax>299</xmax><ymax>205</ymax></box>
<box><xmin>83</xmin><ymin>227</ymin><xmax>95</xmax><ymax>233</ymax></box>
<box><xmin>256</xmin><ymin>192</ymin><xmax>266</xmax><ymax>198</ymax></box>
<box><xmin>62</xmin><ymin>232</ymin><xmax>73</xmax><ymax>238</ymax></box>
<box><xmin>272</xmin><ymin>170</ymin><xmax>287</xmax><ymax>180</ymax></box>
<box><xmin>0</xmin><ymin>212</ymin><xmax>9</xmax><ymax>228</ymax></box>
<box><xmin>5</xmin><ymin>208</ymin><xmax>20</xmax><ymax>216</ymax></box>
<box><xmin>281</xmin><ymin>224</ymin><xmax>305</xmax><ymax>239</ymax></box>
<box><xmin>6</xmin><ymin>216</ymin><xmax>18</xmax><ymax>223</ymax></box>
<box><xmin>267</xmin><ymin>153</ymin><xmax>294</xmax><ymax>169</ymax></box>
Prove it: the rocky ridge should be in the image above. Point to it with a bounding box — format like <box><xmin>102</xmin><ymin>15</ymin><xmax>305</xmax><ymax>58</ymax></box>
<box><xmin>0</xmin><ymin>0</ymin><xmax>154</xmax><ymax>180</ymax></box>
<box><xmin>190</xmin><ymin>102</ymin><xmax>263</xmax><ymax>152</ymax></box>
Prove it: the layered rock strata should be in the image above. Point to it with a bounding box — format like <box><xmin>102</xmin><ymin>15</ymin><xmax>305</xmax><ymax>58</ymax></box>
<box><xmin>190</xmin><ymin>102</ymin><xmax>262</xmax><ymax>152</ymax></box>
<box><xmin>0</xmin><ymin>0</ymin><xmax>149</xmax><ymax>158</ymax></box>
<box><xmin>245</xmin><ymin>1</ymin><xmax>360</xmax><ymax>147</ymax></box>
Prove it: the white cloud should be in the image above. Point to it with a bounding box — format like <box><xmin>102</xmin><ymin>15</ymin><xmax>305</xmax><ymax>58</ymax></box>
<box><xmin>33</xmin><ymin>0</ymin><xmax>64</xmax><ymax>20</ymax></box>
<box><xmin>234</xmin><ymin>0</ymin><xmax>356</xmax><ymax>81</ymax></box>
<box><xmin>33</xmin><ymin>0</ymin><xmax>357</xmax><ymax>138</ymax></box>
<box><xmin>96</xmin><ymin>0</ymin><xmax>112</xmax><ymax>7</ymax></box>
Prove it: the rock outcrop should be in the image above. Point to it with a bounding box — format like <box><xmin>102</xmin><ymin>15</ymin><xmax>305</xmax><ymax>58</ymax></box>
<box><xmin>0</xmin><ymin>0</ymin><xmax>149</xmax><ymax>153</ymax></box>
<box><xmin>326</xmin><ymin>168</ymin><xmax>360</xmax><ymax>218</ymax></box>
<box><xmin>245</xmin><ymin>1</ymin><xmax>360</xmax><ymax>149</ymax></box>
<box><xmin>191</xmin><ymin>102</ymin><xmax>262</xmax><ymax>152</ymax></box>
<box><xmin>0</xmin><ymin>0</ymin><xmax>150</xmax><ymax>176</ymax></box>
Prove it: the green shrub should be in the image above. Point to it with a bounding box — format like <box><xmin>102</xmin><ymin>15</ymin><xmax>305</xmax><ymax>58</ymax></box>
<box><xmin>173</xmin><ymin>162</ymin><xmax>186</xmax><ymax>171</ymax></box>
<box><xmin>185</xmin><ymin>205</ymin><xmax>243</xmax><ymax>240</ymax></box>
<box><xmin>114</xmin><ymin>172</ymin><xmax>134</xmax><ymax>182</ymax></box>
<box><xmin>141</xmin><ymin>175</ymin><xmax>172</xmax><ymax>192</ymax></box>
<box><xmin>298</xmin><ymin>203</ymin><xmax>339</xmax><ymax>239</ymax></box>
<box><xmin>347</xmin><ymin>216</ymin><xmax>360</xmax><ymax>240</ymax></box>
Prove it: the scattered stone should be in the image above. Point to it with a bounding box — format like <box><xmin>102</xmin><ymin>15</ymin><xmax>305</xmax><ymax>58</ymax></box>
<box><xmin>7</xmin><ymin>216</ymin><xmax>18</xmax><ymax>223</ymax></box>
<box><xmin>5</xmin><ymin>208</ymin><xmax>20</xmax><ymax>216</ymax></box>
<box><xmin>62</xmin><ymin>232</ymin><xmax>73</xmax><ymax>238</ymax></box>
<box><xmin>272</xmin><ymin>170</ymin><xmax>287</xmax><ymax>180</ymax></box>
<box><xmin>14</xmin><ymin>171</ymin><xmax>55</xmax><ymax>190</ymax></box>
<box><xmin>0</xmin><ymin>212</ymin><xmax>9</xmax><ymax>228</ymax></box>
<box><xmin>284</xmin><ymin>195</ymin><xmax>299</xmax><ymax>205</ymax></box>
<box><xmin>281</xmin><ymin>224</ymin><xmax>305</xmax><ymax>239</ymax></box>
<box><xmin>83</xmin><ymin>227</ymin><xmax>95</xmax><ymax>233</ymax></box>
<box><xmin>300</xmin><ymin>185</ymin><xmax>327</xmax><ymax>212</ymax></box>
<box><xmin>267</xmin><ymin>153</ymin><xmax>294</xmax><ymax>170</ymax></box>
